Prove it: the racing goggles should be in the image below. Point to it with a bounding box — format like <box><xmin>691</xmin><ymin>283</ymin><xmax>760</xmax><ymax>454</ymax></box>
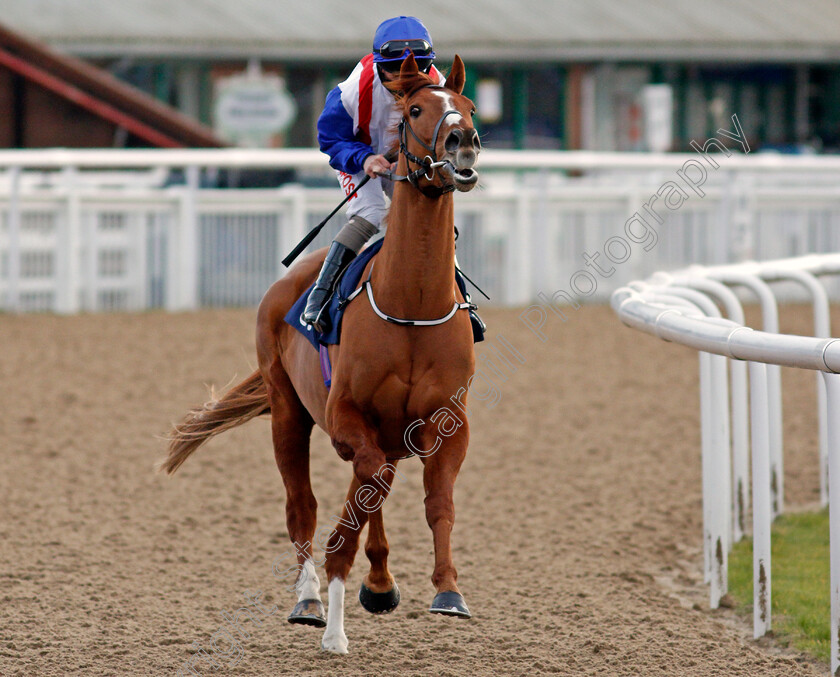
<box><xmin>378</xmin><ymin>39</ymin><xmax>434</xmax><ymax>62</ymax></box>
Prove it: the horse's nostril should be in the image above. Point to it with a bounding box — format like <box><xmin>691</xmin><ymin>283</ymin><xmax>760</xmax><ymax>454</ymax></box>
<box><xmin>444</xmin><ymin>130</ymin><xmax>462</xmax><ymax>153</ymax></box>
<box><xmin>471</xmin><ymin>130</ymin><xmax>481</xmax><ymax>151</ymax></box>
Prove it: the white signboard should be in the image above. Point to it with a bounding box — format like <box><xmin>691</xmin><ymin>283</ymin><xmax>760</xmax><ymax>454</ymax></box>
<box><xmin>476</xmin><ymin>79</ymin><xmax>503</xmax><ymax>123</ymax></box>
<box><xmin>214</xmin><ymin>60</ymin><xmax>297</xmax><ymax>148</ymax></box>
<box><xmin>642</xmin><ymin>84</ymin><xmax>673</xmax><ymax>153</ymax></box>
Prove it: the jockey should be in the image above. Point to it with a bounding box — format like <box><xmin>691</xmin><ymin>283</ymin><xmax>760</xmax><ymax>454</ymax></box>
<box><xmin>302</xmin><ymin>16</ymin><xmax>446</xmax><ymax>333</ymax></box>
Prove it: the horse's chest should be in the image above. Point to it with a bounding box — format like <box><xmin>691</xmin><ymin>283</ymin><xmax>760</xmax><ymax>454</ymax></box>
<box><xmin>334</xmin><ymin>325</ymin><xmax>475</xmax><ymax>438</ymax></box>
<box><xmin>367</xmin><ymin>349</ymin><xmax>471</xmax><ymax>416</ymax></box>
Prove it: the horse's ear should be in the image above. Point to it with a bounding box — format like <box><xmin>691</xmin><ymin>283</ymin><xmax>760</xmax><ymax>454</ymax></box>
<box><xmin>445</xmin><ymin>55</ymin><xmax>466</xmax><ymax>94</ymax></box>
<box><xmin>400</xmin><ymin>53</ymin><xmax>419</xmax><ymax>77</ymax></box>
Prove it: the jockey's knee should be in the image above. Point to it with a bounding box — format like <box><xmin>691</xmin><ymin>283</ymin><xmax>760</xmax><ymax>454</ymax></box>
<box><xmin>334</xmin><ymin>216</ymin><xmax>379</xmax><ymax>253</ymax></box>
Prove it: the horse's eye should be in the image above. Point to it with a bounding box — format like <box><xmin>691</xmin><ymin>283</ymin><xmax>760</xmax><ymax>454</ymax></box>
<box><xmin>470</xmin><ymin>108</ymin><xmax>476</xmax><ymax>117</ymax></box>
<box><xmin>409</xmin><ymin>106</ymin><xmax>422</xmax><ymax>118</ymax></box>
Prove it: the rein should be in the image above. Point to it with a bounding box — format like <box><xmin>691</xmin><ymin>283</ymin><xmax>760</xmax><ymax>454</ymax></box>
<box><xmin>281</xmin><ymin>85</ymin><xmax>462</xmax><ymax>266</ymax></box>
<box><xmin>349</xmin><ymin>84</ymin><xmax>478</xmax><ymax>325</ymax></box>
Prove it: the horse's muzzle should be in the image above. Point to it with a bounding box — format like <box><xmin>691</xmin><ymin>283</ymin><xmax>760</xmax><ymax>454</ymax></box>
<box><xmin>441</xmin><ymin>128</ymin><xmax>480</xmax><ymax>191</ymax></box>
<box><xmin>440</xmin><ymin>159</ymin><xmax>479</xmax><ymax>191</ymax></box>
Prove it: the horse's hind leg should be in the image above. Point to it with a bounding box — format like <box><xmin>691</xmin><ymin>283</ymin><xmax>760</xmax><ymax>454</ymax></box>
<box><xmin>266</xmin><ymin>364</ymin><xmax>324</xmax><ymax>627</ymax></box>
<box><xmin>359</xmin><ymin>462</ymin><xmax>401</xmax><ymax>615</ymax></box>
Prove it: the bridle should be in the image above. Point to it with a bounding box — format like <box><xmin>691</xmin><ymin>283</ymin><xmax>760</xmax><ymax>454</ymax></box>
<box><xmin>387</xmin><ymin>84</ymin><xmax>465</xmax><ymax>196</ymax></box>
<box><xmin>280</xmin><ymin>87</ymin><xmax>473</xmax><ymax>268</ymax></box>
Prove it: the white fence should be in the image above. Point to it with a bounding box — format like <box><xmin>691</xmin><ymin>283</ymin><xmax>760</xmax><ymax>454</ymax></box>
<box><xmin>4</xmin><ymin>148</ymin><xmax>840</xmax><ymax>313</ymax></box>
<box><xmin>611</xmin><ymin>254</ymin><xmax>840</xmax><ymax>675</ymax></box>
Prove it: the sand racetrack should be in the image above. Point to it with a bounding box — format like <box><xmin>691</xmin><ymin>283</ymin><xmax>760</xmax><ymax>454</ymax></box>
<box><xmin>0</xmin><ymin>304</ymin><xmax>832</xmax><ymax>676</ymax></box>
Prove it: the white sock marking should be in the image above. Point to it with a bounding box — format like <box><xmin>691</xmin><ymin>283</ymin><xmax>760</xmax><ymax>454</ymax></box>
<box><xmin>296</xmin><ymin>558</ymin><xmax>321</xmax><ymax>602</ymax></box>
<box><xmin>321</xmin><ymin>578</ymin><xmax>348</xmax><ymax>654</ymax></box>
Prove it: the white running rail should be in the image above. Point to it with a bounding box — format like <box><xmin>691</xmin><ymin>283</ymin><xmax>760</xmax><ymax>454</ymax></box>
<box><xmin>5</xmin><ymin>149</ymin><xmax>840</xmax><ymax>312</ymax></box>
<box><xmin>612</xmin><ymin>253</ymin><xmax>840</xmax><ymax>674</ymax></box>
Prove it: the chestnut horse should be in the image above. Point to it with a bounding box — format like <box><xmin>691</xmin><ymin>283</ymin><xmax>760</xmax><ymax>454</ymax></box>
<box><xmin>161</xmin><ymin>54</ymin><xmax>481</xmax><ymax>654</ymax></box>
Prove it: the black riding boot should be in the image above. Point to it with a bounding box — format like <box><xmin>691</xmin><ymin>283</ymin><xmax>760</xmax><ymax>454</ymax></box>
<box><xmin>301</xmin><ymin>241</ymin><xmax>357</xmax><ymax>333</ymax></box>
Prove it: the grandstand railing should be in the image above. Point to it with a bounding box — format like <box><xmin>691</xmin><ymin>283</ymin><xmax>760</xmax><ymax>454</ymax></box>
<box><xmin>611</xmin><ymin>254</ymin><xmax>840</xmax><ymax>674</ymax></box>
<box><xmin>4</xmin><ymin>149</ymin><xmax>840</xmax><ymax>313</ymax></box>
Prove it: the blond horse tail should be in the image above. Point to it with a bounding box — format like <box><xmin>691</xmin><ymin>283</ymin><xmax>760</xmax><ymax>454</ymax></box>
<box><xmin>159</xmin><ymin>370</ymin><xmax>270</xmax><ymax>475</ymax></box>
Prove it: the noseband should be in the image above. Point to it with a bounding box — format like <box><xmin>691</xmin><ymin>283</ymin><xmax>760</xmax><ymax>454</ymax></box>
<box><xmin>394</xmin><ymin>84</ymin><xmax>463</xmax><ymax>196</ymax></box>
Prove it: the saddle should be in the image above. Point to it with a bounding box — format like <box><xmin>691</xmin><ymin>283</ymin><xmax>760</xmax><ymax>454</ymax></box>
<box><xmin>285</xmin><ymin>239</ymin><xmax>485</xmax><ymax>354</ymax></box>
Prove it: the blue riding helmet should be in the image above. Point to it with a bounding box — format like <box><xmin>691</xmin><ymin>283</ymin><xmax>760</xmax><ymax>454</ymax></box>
<box><xmin>372</xmin><ymin>16</ymin><xmax>435</xmax><ymax>72</ymax></box>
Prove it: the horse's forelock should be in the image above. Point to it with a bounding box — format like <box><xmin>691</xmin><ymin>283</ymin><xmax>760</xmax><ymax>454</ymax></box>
<box><xmin>384</xmin><ymin>70</ymin><xmax>439</xmax><ymax>102</ymax></box>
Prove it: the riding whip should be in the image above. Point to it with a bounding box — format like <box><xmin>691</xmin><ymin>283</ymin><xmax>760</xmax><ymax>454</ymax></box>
<box><xmin>282</xmin><ymin>151</ymin><xmax>399</xmax><ymax>268</ymax></box>
<box><xmin>281</xmin><ymin>174</ymin><xmax>371</xmax><ymax>268</ymax></box>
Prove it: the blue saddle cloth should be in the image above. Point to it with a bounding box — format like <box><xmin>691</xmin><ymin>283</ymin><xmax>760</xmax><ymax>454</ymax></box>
<box><xmin>285</xmin><ymin>238</ymin><xmax>484</xmax><ymax>350</ymax></box>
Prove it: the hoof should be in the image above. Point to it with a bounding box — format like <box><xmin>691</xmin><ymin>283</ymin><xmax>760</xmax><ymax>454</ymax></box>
<box><xmin>287</xmin><ymin>599</ymin><xmax>326</xmax><ymax>627</ymax></box>
<box><xmin>321</xmin><ymin>631</ymin><xmax>348</xmax><ymax>654</ymax></box>
<box><xmin>359</xmin><ymin>581</ymin><xmax>400</xmax><ymax>614</ymax></box>
<box><xmin>429</xmin><ymin>591</ymin><xmax>471</xmax><ymax>618</ymax></box>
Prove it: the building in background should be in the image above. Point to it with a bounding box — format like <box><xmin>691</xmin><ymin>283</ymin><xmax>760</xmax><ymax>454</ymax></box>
<box><xmin>2</xmin><ymin>0</ymin><xmax>840</xmax><ymax>152</ymax></box>
<box><xmin>0</xmin><ymin>21</ymin><xmax>222</xmax><ymax>148</ymax></box>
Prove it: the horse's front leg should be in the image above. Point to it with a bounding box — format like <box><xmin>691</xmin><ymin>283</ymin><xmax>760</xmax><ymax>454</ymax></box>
<box><xmin>320</xmin><ymin>475</ymin><xmax>367</xmax><ymax>654</ymax></box>
<box><xmin>359</xmin><ymin>462</ymin><xmax>401</xmax><ymax>615</ymax></box>
<box><xmin>320</xmin><ymin>401</ymin><xmax>389</xmax><ymax>653</ymax></box>
<box><xmin>419</xmin><ymin>425</ymin><xmax>472</xmax><ymax>618</ymax></box>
